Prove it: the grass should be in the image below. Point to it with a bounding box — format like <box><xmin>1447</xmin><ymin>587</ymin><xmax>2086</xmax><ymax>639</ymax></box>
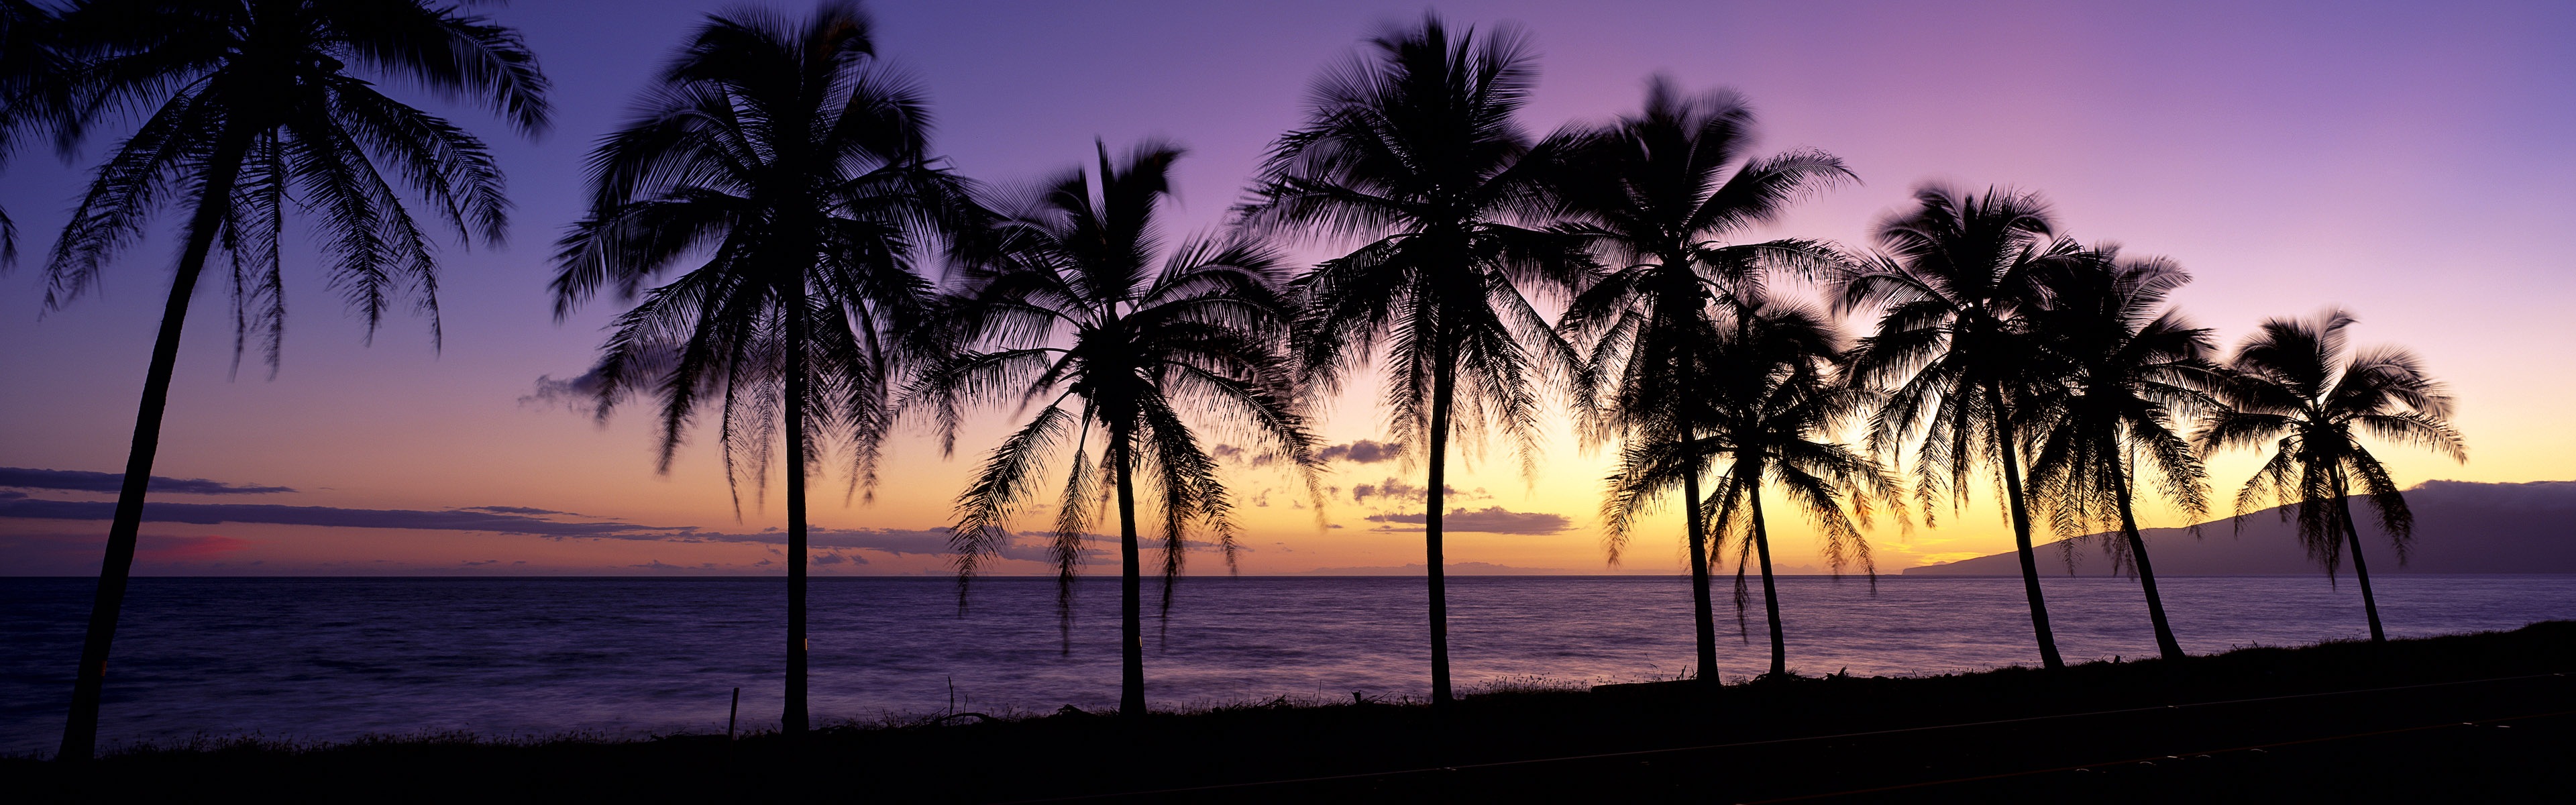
<box><xmin>9</xmin><ymin>621</ymin><xmax>2573</xmax><ymax>802</ymax></box>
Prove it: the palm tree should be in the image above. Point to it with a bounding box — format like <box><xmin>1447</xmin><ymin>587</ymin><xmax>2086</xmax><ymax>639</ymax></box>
<box><xmin>1556</xmin><ymin>76</ymin><xmax>1851</xmax><ymax>686</ymax></box>
<box><xmin>916</xmin><ymin>141</ymin><xmax>1318</xmax><ymax>718</ymax></box>
<box><xmin>551</xmin><ymin>1</ymin><xmax>966</xmax><ymax>735</ymax></box>
<box><xmin>38</xmin><ymin>0</ymin><xmax>547</xmax><ymax>761</ymax></box>
<box><xmin>1238</xmin><ymin>15</ymin><xmax>1589</xmax><ymax>706</ymax></box>
<box><xmin>1608</xmin><ymin>298</ymin><xmax>1893</xmax><ymax>679</ymax></box>
<box><xmin>2018</xmin><ymin>248</ymin><xmax>2216</xmax><ymax>663</ymax></box>
<box><xmin>1835</xmin><ymin>185</ymin><xmax>2082</xmax><ymax>670</ymax></box>
<box><xmin>2197</xmin><ymin>309</ymin><xmax>2465</xmax><ymax>643</ymax></box>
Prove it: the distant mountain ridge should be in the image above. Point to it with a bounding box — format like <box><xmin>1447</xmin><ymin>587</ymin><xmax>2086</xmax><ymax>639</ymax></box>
<box><xmin>1904</xmin><ymin>480</ymin><xmax>2576</xmax><ymax>576</ymax></box>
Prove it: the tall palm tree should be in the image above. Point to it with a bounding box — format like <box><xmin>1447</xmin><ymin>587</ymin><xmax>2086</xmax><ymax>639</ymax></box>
<box><xmin>916</xmin><ymin>142</ymin><xmax>1318</xmax><ymax>718</ymax></box>
<box><xmin>551</xmin><ymin>1</ymin><xmax>965</xmax><ymax>735</ymax></box>
<box><xmin>2197</xmin><ymin>309</ymin><xmax>2464</xmax><ymax>643</ymax></box>
<box><xmin>1556</xmin><ymin>76</ymin><xmax>1851</xmax><ymax>686</ymax></box>
<box><xmin>38</xmin><ymin>0</ymin><xmax>547</xmax><ymax>761</ymax></box>
<box><xmin>2018</xmin><ymin>248</ymin><xmax>2216</xmax><ymax>663</ymax></box>
<box><xmin>1835</xmin><ymin>185</ymin><xmax>2082</xmax><ymax>670</ymax></box>
<box><xmin>1607</xmin><ymin>298</ymin><xmax>1893</xmax><ymax>679</ymax></box>
<box><xmin>1239</xmin><ymin>15</ymin><xmax>1589</xmax><ymax>706</ymax></box>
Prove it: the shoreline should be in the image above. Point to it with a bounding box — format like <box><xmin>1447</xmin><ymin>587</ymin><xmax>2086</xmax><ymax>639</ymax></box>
<box><xmin>11</xmin><ymin>621</ymin><xmax>2572</xmax><ymax>801</ymax></box>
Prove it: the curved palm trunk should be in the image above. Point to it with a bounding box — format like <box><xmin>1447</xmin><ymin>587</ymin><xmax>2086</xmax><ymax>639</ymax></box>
<box><xmin>2332</xmin><ymin>476</ymin><xmax>2387</xmax><ymax>643</ymax></box>
<box><xmin>1985</xmin><ymin>381</ymin><xmax>2064</xmax><ymax>670</ymax></box>
<box><xmin>2106</xmin><ymin>445</ymin><xmax>2184</xmax><ymax>662</ymax></box>
<box><xmin>60</xmin><ymin>127</ymin><xmax>255</xmax><ymax>762</ymax></box>
<box><xmin>1746</xmin><ymin>473</ymin><xmax>1787</xmax><ymax>678</ymax></box>
<box><xmin>1425</xmin><ymin>360</ymin><xmax>1456</xmax><ymax>708</ymax></box>
<box><xmin>1114</xmin><ymin>429</ymin><xmax>1145</xmax><ymax>717</ymax></box>
<box><xmin>783</xmin><ymin>288</ymin><xmax>811</xmax><ymax>736</ymax></box>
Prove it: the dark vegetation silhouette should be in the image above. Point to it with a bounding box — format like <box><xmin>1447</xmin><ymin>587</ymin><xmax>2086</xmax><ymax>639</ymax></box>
<box><xmin>2018</xmin><ymin>249</ymin><xmax>2217</xmax><ymax>662</ymax></box>
<box><xmin>7</xmin><ymin>2</ymin><xmax>2500</xmax><ymax>773</ymax></box>
<box><xmin>2197</xmin><ymin>310</ymin><xmax>2466</xmax><ymax>642</ymax></box>
<box><xmin>1835</xmin><ymin>186</ymin><xmax>2084</xmax><ymax>670</ymax></box>
<box><xmin>1238</xmin><ymin>15</ymin><xmax>1590</xmax><ymax>708</ymax></box>
<box><xmin>1555</xmin><ymin>76</ymin><xmax>1853</xmax><ymax>685</ymax></box>
<box><xmin>26</xmin><ymin>0</ymin><xmax>549</xmax><ymax>761</ymax></box>
<box><xmin>548</xmin><ymin>1</ymin><xmax>969</xmax><ymax>735</ymax></box>
<box><xmin>912</xmin><ymin>141</ymin><xmax>1320</xmax><ymax>718</ymax></box>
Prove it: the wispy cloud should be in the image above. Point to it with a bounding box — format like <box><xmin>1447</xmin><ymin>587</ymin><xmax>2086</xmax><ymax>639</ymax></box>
<box><xmin>0</xmin><ymin>467</ymin><xmax>294</xmax><ymax>496</ymax></box>
<box><xmin>1363</xmin><ymin>506</ymin><xmax>1573</xmax><ymax>535</ymax></box>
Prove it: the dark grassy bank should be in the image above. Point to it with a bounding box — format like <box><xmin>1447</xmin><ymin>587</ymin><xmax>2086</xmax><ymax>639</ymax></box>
<box><xmin>10</xmin><ymin>622</ymin><xmax>2575</xmax><ymax>802</ymax></box>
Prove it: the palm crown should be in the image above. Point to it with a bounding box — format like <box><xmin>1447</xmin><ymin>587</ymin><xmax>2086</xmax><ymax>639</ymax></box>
<box><xmin>2198</xmin><ymin>309</ymin><xmax>2465</xmax><ymax>573</ymax></box>
<box><xmin>2019</xmin><ymin>249</ymin><xmax>2217</xmax><ymax>557</ymax></box>
<box><xmin>44</xmin><ymin>0</ymin><xmax>548</xmax><ymax>372</ymax></box>
<box><xmin>551</xmin><ymin>2</ymin><xmax>966</xmax><ymax>499</ymax></box>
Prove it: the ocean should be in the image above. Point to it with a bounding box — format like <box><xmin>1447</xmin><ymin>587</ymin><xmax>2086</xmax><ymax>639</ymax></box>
<box><xmin>4</xmin><ymin>574</ymin><xmax>2572</xmax><ymax>757</ymax></box>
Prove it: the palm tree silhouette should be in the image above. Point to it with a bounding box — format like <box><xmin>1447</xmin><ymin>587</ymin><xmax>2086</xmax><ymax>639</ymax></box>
<box><xmin>37</xmin><ymin>0</ymin><xmax>547</xmax><ymax>761</ymax></box>
<box><xmin>2198</xmin><ymin>309</ymin><xmax>2465</xmax><ymax>643</ymax></box>
<box><xmin>1608</xmin><ymin>297</ymin><xmax>1893</xmax><ymax>678</ymax></box>
<box><xmin>1835</xmin><ymin>185</ymin><xmax>2082</xmax><ymax>670</ymax></box>
<box><xmin>551</xmin><ymin>1</ymin><xmax>967</xmax><ymax>735</ymax></box>
<box><xmin>2019</xmin><ymin>248</ymin><xmax>2217</xmax><ymax>663</ymax></box>
<box><xmin>1239</xmin><ymin>15</ymin><xmax>1589</xmax><ymax>706</ymax></box>
<box><xmin>1556</xmin><ymin>76</ymin><xmax>1851</xmax><ymax>685</ymax></box>
<box><xmin>916</xmin><ymin>142</ymin><xmax>1319</xmax><ymax>718</ymax></box>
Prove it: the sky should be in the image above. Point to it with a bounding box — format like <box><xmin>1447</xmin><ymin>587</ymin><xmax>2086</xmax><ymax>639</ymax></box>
<box><xmin>2</xmin><ymin>0</ymin><xmax>2571</xmax><ymax>578</ymax></box>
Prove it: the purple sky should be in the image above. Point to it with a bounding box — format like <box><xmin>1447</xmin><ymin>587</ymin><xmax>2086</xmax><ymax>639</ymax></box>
<box><xmin>2</xmin><ymin>0</ymin><xmax>2570</xmax><ymax>576</ymax></box>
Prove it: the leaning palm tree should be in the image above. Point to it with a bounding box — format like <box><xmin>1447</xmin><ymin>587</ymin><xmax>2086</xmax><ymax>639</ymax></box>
<box><xmin>39</xmin><ymin>0</ymin><xmax>547</xmax><ymax>761</ymax></box>
<box><xmin>1238</xmin><ymin>15</ymin><xmax>1589</xmax><ymax>706</ymax></box>
<box><xmin>1608</xmin><ymin>298</ymin><xmax>1894</xmax><ymax>679</ymax></box>
<box><xmin>551</xmin><ymin>1</ymin><xmax>966</xmax><ymax>735</ymax></box>
<box><xmin>1835</xmin><ymin>185</ymin><xmax>2083</xmax><ymax>670</ymax></box>
<box><xmin>2197</xmin><ymin>309</ymin><xmax>2464</xmax><ymax>643</ymax></box>
<box><xmin>916</xmin><ymin>141</ymin><xmax>1319</xmax><ymax>718</ymax></box>
<box><xmin>1556</xmin><ymin>76</ymin><xmax>1852</xmax><ymax>686</ymax></box>
<box><xmin>2018</xmin><ymin>248</ymin><xmax>2217</xmax><ymax>663</ymax></box>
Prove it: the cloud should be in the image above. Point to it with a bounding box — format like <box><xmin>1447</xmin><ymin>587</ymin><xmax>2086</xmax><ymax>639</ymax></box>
<box><xmin>0</xmin><ymin>497</ymin><xmax>1109</xmax><ymax>564</ymax></box>
<box><xmin>1348</xmin><ymin>478</ymin><xmax>1489</xmax><ymax>504</ymax></box>
<box><xmin>0</xmin><ymin>498</ymin><xmax>695</xmax><ymax>539</ymax></box>
<box><xmin>522</xmin><ymin>366</ymin><xmax>612</xmax><ymax>416</ymax></box>
<box><xmin>1292</xmin><ymin>561</ymin><xmax>1572</xmax><ymax>576</ymax></box>
<box><xmin>1363</xmin><ymin>506</ymin><xmax>1573</xmax><ymax>535</ymax></box>
<box><xmin>1319</xmin><ymin>440</ymin><xmax>1403</xmax><ymax>464</ymax></box>
<box><xmin>0</xmin><ymin>467</ymin><xmax>294</xmax><ymax>496</ymax></box>
<box><xmin>458</xmin><ymin>505</ymin><xmax>573</xmax><ymax>516</ymax></box>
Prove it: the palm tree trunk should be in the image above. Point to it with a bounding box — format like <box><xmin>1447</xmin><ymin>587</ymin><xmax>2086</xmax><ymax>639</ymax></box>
<box><xmin>1679</xmin><ymin>431</ymin><xmax>1718</xmax><ymax>686</ymax></box>
<box><xmin>1114</xmin><ymin>429</ymin><xmax>1146</xmax><ymax>717</ymax></box>
<box><xmin>1985</xmin><ymin>381</ymin><xmax>2063</xmax><ymax>671</ymax></box>
<box><xmin>1747</xmin><ymin>474</ymin><xmax>1787</xmax><ymax>678</ymax></box>
<box><xmin>783</xmin><ymin>287</ymin><xmax>810</xmax><ymax>735</ymax></box>
<box><xmin>2333</xmin><ymin>476</ymin><xmax>2387</xmax><ymax>643</ymax></box>
<box><xmin>1426</xmin><ymin>354</ymin><xmax>1456</xmax><ymax>708</ymax></box>
<box><xmin>1676</xmin><ymin>343</ymin><xmax>1718</xmax><ymax>687</ymax></box>
<box><xmin>2107</xmin><ymin>444</ymin><xmax>2184</xmax><ymax>662</ymax></box>
<box><xmin>60</xmin><ymin>127</ymin><xmax>255</xmax><ymax>762</ymax></box>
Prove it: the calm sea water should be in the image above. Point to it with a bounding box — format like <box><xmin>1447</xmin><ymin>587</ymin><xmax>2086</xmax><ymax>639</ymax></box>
<box><xmin>4</xmin><ymin>574</ymin><xmax>2572</xmax><ymax>757</ymax></box>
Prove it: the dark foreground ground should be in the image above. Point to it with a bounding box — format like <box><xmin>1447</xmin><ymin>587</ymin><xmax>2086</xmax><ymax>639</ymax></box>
<box><xmin>9</xmin><ymin>622</ymin><xmax>2575</xmax><ymax>802</ymax></box>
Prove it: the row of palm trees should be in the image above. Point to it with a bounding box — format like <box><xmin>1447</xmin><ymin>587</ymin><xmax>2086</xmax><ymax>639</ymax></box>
<box><xmin>5</xmin><ymin>2</ymin><xmax>2463</xmax><ymax>761</ymax></box>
